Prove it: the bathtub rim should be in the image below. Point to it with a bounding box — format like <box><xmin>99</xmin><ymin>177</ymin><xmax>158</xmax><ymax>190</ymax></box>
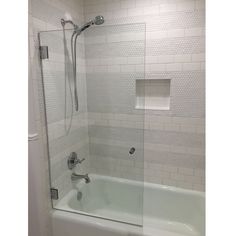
<box><xmin>62</xmin><ymin>173</ymin><xmax>205</xmax><ymax>196</ymax></box>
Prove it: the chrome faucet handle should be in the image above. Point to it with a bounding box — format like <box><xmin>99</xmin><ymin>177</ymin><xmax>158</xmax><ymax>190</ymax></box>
<box><xmin>67</xmin><ymin>152</ymin><xmax>85</xmax><ymax>170</ymax></box>
<box><xmin>68</xmin><ymin>152</ymin><xmax>78</xmax><ymax>170</ymax></box>
<box><xmin>129</xmin><ymin>147</ymin><xmax>135</xmax><ymax>155</ymax></box>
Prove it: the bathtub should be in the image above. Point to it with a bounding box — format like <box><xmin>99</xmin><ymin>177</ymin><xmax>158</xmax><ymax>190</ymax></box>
<box><xmin>52</xmin><ymin>174</ymin><xmax>205</xmax><ymax>236</ymax></box>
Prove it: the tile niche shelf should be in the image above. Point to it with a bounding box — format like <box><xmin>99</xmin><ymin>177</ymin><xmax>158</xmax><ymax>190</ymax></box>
<box><xmin>135</xmin><ymin>79</ymin><xmax>171</xmax><ymax>110</ymax></box>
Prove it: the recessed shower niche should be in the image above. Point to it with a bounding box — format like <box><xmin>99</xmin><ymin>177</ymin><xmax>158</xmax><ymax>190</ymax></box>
<box><xmin>136</xmin><ymin>79</ymin><xmax>171</xmax><ymax>110</ymax></box>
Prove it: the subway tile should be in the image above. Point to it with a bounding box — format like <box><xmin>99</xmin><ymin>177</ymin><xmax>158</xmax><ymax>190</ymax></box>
<box><xmin>192</xmin><ymin>53</ymin><xmax>205</xmax><ymax>62</ymax></box>
<box><xmin>146</xmin><ymin>56</ymin><xmax>158</xmax><ymax>63</ymax></box>
<box><xmin>167</xmin><ymin>29</ymin><xmax>185</xmax><ymax>38</ymax></box>
<box><xmin>87</xmin><ymin>58</ymin><xmax>100</xmax><ymax>65</ymax></box>
<box><xmin>100</xmin><ymin>58</ymin><xmax>114</xmax><ymax>66</ymax></box>
<box><xmin>107</xmin><ymin>34</ymin><xmax>121</xmax><ymax>43</ymax></box>
<box><xmin>195</xmin><ymin>1</ymin><xmax>205</xmax><ymax>10</ymax></box>
<box><xmin>93</xmin><ymin>65</ymin><xmax>108</xmax><ymax>73</ymax></box>
<box><xmin>84</xmin><ymin>4</ymin><xmax>106</xmax><ymax>13</ymax></box>
<box><xmin>159</xmin><ymin>171</ymin><xmax>171</xmax><ymax>178</ymax></box>
<box><xmin>106</xmin><ymin>1</ymin><xmax>121</xmax><ymax>11</ymax></box>
<box><xmin>135</xmin><ymin>64</ymin><xmax>145</xmax><ymax>72</ymax></box>
<box><xmin>149</xmin><ymin>123</ymin><xmax>165</xmax><ymax>131</ymax></box>
<box><xmin>127</xmin><ymin>57</ymin><xmax>144</xmax><ymax>64</ymax></box>
<box><xmin>128</xmin><ymin>7</ymin><xmax>144</xmax><ymax>16</ymax></box>
<box><xmin>166</xmin><ymin>63</ymin><xmax>182</xmax><ymax>71</ymax></box>
<box><xmin>113</xmin><ymin>9</ymin><xmax>128</xmax><ymax>18</ymax></box>
<box><xmin>201</xmin><ymin>62</ymin><xmax>205</xmax><ymax>71</ymax></box>
<box><xmin>107</xmin><ymin>65</ymin><xmax>121</xmax><ymax>73</ymax></box>
<box><xmin>113</xmin><ymin>57</ymin><xmax>128</xmax><ymax>64</ymax></box>
<box><xmin>121</xmin><ymin>64</ymin><xmax>136</xmax><ymax>72</ymax></box>
<box><xmin>174</xmin><ymin>54</ymin><xmax>192</xmax><ymax>62</ymax></box>
<box><xmin>143</xmin><ymin>6</ymin><xmax>160</xmax><ymax>15</ymax></box>
<box><xmin>170</xmin><ymin>173</ymin><xmax>185</xmax><ymax>181</ymax></box>
<box><xmin>122</xmin><ymin>32</ymin><xmax>145</xmax><ymax>41</ymax></box>
<box><xmin>185</xmin><ymin>28</ymin><xmax>203</xmax><ymax>37</ymax></box>
<box><xmin>178</xmin><ymin>167</ymin><xmax>194</xmax><ymax>175</ymax></box>
<box><xmin>163</xmin><ymin>166</ymin><xmax>178</xmax><ymax>173</ymax></box>
<box><xmin>86</xmin><ymin>36</ymin><xmax>106</xmax><ymax>44</ymax></box>
<box><xmin>135</xmin><ymin>0</ymin><xmax>152</xmax><ymax>8</ymax></box>
<box><xmin>180</xmin><ymin>124</ymin><xmax>196</xmax><ymax>133</ymax></box>
<box><xmin>146</xmin><ymin>31</ymin><xmax>168</xmax><ymax>40</ymax></box>
<box><xmin>121</xmin><ymin>0</ymin><xmax>135</xmax><ymax>9</ymax></box>
<box><xmin>146</xmin><ymin>64</ymin><xmax>166</xmax><ymax>72</ymax></box>
<box><xmin>157</xmin><ymin>55</ymin><xmax>174</xmax><ymax>63</ymax></box>
<box><xmin>108</xmin><ymin>120</ymin><xmax>122</xmax><ymax>127</ymax></box>
<box><xmin>183</xmin><ymin>62</ymin><xmax>201</xmax><ymax>71</ymax></box>
<box><xmin>184</xmin><ymin>175</ymin><xmax>202</xmax><ymax>184</ymax></box>
<box><xmin>164</xmin><ymin>123</ymin><xmax>180</xmax><ymax>132</ymax></box>
<box><xmin>194</xmin><ymin>169</ymin><xmax>205</xmax><ymax>177</ymax></box>
<box><xmin>186</xmin><ymin>147</ymin><xmax>204</xmax><ymax>155</ymax></box>
<box><xmin>170</xmin><ymin>145</ymin><xmax>187</xmax><ymax>154</ymax></box>
<box><xmin>177</xmin><ymin>1</ymin><xmax>195</xmax><ymax>12</ymax></box>
<box><xmin>149</xmin><ymin>163</ymin><xmax>164</xmax><ymax>171</ymax></box>
<box><xmin>155</xmin><ymin>116</ymin><xmax>172</xmax><ymax>123</ymax></box>
<box><xmin>160</xmin><ymin>4</ymin><xmax>177</xmax><ymax>13</ymax></box>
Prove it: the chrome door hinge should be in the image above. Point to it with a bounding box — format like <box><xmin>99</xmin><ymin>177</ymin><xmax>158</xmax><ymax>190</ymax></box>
<box><xmin>50</xmin><ymin>188</ymin><xmax>59</xmax><ymax>200</ymax></box>
<box><xmin>39</xmin><ymin>46</ymin><xmax>49</xmax><ymax>59</ymax></box>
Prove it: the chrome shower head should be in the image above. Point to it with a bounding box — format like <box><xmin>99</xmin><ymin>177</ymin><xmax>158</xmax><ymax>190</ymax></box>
<box><xmin>77</xmin><ymin>15</ymin><xmax>105</xmax><ymax>34</ymax></box>
<box><xmin>93</xmin><ymin>15</ymin><xmax>104</xmax><ymax>25</ymax></box>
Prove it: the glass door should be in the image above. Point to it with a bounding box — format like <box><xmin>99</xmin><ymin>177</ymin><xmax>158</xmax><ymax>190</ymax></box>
<box><xmin>39</xmin><ymin>22</ymin><xmax>146</xmax><ymax>226</ymax></box>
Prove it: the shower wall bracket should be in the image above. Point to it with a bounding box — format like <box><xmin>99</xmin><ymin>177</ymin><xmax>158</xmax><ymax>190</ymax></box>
<box><xmin>50</xmin><ymin>188</ymin><xmax>59</xmax><ymax>200</ymax></box>
<box><xmin>39</xmin><ymin>46</ymin><xmax>49</xmax><ymax>59</ymax></box>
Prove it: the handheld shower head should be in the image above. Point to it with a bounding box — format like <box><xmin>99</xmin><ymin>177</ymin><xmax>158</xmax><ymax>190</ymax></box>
<box><xmin>77</xmin><ymin>15</ymin><xmax>105</xmax><ymax>33</ymax></box>
<box><xmin>93</xmin><ymin>15</ymin><xmax>104</xmax><ymax>25</ymax></box>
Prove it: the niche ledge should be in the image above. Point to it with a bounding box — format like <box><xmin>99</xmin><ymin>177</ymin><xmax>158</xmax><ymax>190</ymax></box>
<box><xmin>136</xmin><ymin>79</ymin><xmax>171</xmax><ymax>110</ymax></box>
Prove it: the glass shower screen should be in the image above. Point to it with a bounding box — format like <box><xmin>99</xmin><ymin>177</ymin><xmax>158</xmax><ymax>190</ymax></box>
<box><xmin>39</xmin><ymin>23</ymin><xmax>146</xmax><ymax>226</ymax></box>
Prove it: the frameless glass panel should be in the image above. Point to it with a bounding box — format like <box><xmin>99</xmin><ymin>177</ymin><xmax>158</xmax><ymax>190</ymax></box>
<box><xmin>39</xmin><ymin>23</ymin><xmax>145</xmax><ymax>226</ymax></box>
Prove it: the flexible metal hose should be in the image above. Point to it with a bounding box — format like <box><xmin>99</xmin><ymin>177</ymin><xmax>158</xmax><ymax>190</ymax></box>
<box><xmin>71</xmin><ymin>31</ymin><xmax>79</xmax><ymax>112</ymax></box>
<box><xmin>73</xmin><ymin>33</ymin><xmax>79</xmax><ymax>111</ymax></box>
<box><xmin>62</xmin><ymin>27</ymin><xmax>74</xmax><ymax>135</ymax></box>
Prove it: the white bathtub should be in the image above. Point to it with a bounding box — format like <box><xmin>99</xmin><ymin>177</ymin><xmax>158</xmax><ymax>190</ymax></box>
<box><xmin>52</xmin><ymin>174</ymin><xmax>204</xmax><ymax>236</ymax></box>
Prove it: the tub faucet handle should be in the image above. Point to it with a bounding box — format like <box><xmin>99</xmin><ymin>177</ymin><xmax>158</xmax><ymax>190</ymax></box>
<box><xmin>67</xmin><ymin>152</ymin><xmax>85</xmax><ymax>170</ymax></box>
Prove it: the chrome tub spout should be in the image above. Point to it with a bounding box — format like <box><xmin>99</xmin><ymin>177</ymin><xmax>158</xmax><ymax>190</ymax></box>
<box><xmin>71</xmin><ymin>173</ymin><xmax>90</xmax><ymax>183</ymax></box>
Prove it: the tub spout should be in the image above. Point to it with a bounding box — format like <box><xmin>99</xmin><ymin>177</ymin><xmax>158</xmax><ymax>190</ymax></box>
<box><xmin>71</xmin><ymin>173</ymin><xmax>90</xmax><ymax>183</ymax></box>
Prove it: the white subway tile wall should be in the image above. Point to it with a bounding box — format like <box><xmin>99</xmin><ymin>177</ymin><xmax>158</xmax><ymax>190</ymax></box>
<box><xmin>84</xmin><ymin>0</ymin><xmax>205</xmax><ymax>191</ymax></box>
